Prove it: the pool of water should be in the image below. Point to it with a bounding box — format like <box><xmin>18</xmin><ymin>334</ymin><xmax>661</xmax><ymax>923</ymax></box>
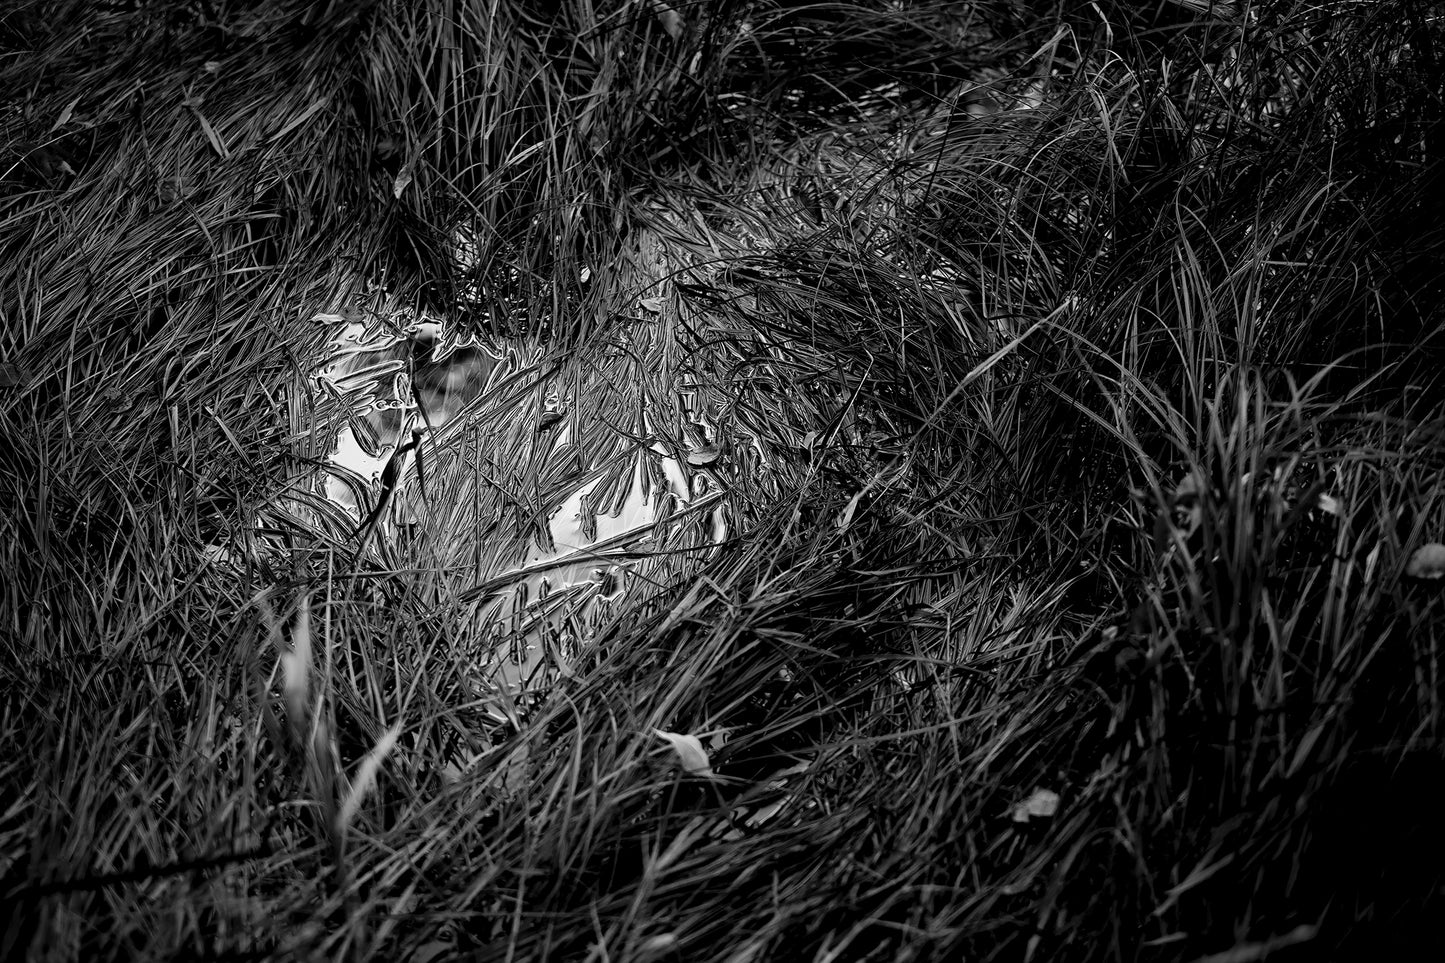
<box><xmin>300</xmin><ymin>308</ymin><xmax>729</xmax><ymax>706</ymax></box>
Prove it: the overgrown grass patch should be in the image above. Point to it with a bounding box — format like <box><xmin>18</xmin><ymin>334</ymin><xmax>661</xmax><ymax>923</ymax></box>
<box><xmin>3</xmin><ymin>1</ymin><xmax>1443</xmax><ymax>960</ymax></box>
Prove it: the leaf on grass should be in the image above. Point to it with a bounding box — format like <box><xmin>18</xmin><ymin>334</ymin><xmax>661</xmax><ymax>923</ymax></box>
<box><xmin>1010</xmin><ymin>787</ymin><xmax>1059</xmax><ymax>823</ymax></box>
<box><xmin>653</xmin><ymin>729</ymin><xmax>715</xmax><ymax>778</ymax></box>
<box><xmin>1405</xmin><ymin>542</ymin><xmax>1445</xmax><ymax>580</ymax></box>
<box><xmin>639</xmin><ymin>297</ymin><xmax>664</xmax><ymax>314</ymax></box>
<box><xmin>686</xmin><ymin>445</ymin><xmax>720</xmax><ymax>468</ymax></box>
<box><xmin>393</xmin><ymin>165</ymin><xmax>414</xmax><ymax>199</ymax></box>
<box><xmin>651</xmin><ymin>2</ymin><xmax>685</xmax><ymax>40</ymax></box>
<box><xmin>338</xmin><ymin>723</ymin><xmax>402</xmax><ymax>833</ymax></box>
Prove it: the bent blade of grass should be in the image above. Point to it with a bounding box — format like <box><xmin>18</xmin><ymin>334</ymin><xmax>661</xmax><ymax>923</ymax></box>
<box><xmin>338</xmin><ymin>722</ymin><xmax>404</xmax><ymax>836</ymax></box>
<box><xmin>279</xmin><ymin>590</ymin><xmax>313</xmax><ymax>742</ymax></box>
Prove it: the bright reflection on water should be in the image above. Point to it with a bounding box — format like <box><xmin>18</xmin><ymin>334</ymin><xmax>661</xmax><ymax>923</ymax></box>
<box><xmin>307</xmin><ymin>311</ymin><xmax>727</xmax><ymax>711</ymax></box>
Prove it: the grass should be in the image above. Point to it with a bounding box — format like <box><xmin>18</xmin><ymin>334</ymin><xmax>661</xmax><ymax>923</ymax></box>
<box><xmin>2</xmin><ymin>0</ymin><xmax>1444</xmax><ymax>960</ymax></box>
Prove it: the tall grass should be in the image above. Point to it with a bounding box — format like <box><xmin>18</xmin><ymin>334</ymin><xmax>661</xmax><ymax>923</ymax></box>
<box><xmin>2</xmin><ymin>0</ymin><xmax>1443</xmax><ymax>960</ymax></box>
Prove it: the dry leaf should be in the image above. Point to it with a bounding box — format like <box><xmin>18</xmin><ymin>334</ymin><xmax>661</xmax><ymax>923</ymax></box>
<box><xmin>653</xmin><ymin>728</ymin><xmax>715</xmax><ymax>777</ymax></box>
<box><xmin>1010</xmin><ymin>787</ymin><xmax>1060</xmax><ymax>823</ymax></box>
<box><xmin>1405</xmin><ymin>542</ymin><xmax>1445</xmax><ymax>580</ymax></box>
<box><xmin>393</xmin><ymin>165</ymin><xmax>414</xmax><ymax>199</ymax></box>
<box><xmin>639</xmin><ymin>297</ymin><xmax>664</xmax><ymax>314</ymax></box>
<box><xmin>686</xmin><ymin>445</ymin><xmax>721</xmax><ymax>468</ymax></box>
<box><xmin>651</xmin><ymin>2</ymin><xmax>685</xmax><ymax>40</ymax></box>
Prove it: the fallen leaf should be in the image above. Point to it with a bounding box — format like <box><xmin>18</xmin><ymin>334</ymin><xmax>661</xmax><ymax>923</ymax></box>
<box><xmin>392</xmin><ymin>165</ymin><xmax>414</xmax><ymax>199</ymax></box>
<box><xmin>639</xmin><ymin>297</ymin><xmax>664</xmax><ymax>314</ymax></box>
<box><xmin>1405</xmin><ymin>542</ymin><xmax>1445</xmax><ymax>580</ymax></box>
<box><xmin>1010</xmin><ymin>787</ymin><xmax>1060</xmax><ymax>823</ymax></box>
<box><xmin>686</xmin><ymin>445</ymin><xmax>720</xmax><ymax>468</ymax></box>
<box><xmin>653</xmin><ymin>728</ymin><xmax>715</xmax><ymax>778</ymax></box>
<box><xmin>652</xmin><ymin>2</ymin><xmax>685</xmax><ymax>40</ymax></box>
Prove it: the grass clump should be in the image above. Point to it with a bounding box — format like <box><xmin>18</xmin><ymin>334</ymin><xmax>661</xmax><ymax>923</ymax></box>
<box><xmin>3</xmin><ymin>1</ymin><xmax>1444</xmax><ymax>960</ymax></box>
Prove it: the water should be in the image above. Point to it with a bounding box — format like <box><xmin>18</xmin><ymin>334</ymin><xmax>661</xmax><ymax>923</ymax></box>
<box><xmin>303</xmin><ymin>309</ymin><xmax>727</xmax><ymax>707</ymax></box>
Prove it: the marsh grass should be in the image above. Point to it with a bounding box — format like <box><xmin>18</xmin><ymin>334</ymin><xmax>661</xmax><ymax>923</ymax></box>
<box><xmin>3</xmin><ymin>0</ymin><xmax>1444</xmax><ymax>960</ymax></box>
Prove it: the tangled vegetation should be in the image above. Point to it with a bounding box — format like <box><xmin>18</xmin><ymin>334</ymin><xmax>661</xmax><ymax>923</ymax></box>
<box><xmin>3</xmin><ymin>1</ymin><xmax>1443</xmax><ymax>960</ymax></box>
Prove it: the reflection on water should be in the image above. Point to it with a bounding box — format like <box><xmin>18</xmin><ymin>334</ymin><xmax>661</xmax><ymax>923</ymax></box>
<box><xmin>307</xmin><ymin>310</ymin><xmax>727</xmax><ymax>712</ymax></box>
<box><xmin>313</xmin><ymin>314</ymin><xmax>499</xmax><ymax>518</ymax></box>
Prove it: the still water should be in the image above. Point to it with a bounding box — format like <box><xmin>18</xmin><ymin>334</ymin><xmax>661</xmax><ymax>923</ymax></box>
<box><xmin>302</xmin><ymin>309</ymin><xmax>727</xmax><ymax>704</ymax></box>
